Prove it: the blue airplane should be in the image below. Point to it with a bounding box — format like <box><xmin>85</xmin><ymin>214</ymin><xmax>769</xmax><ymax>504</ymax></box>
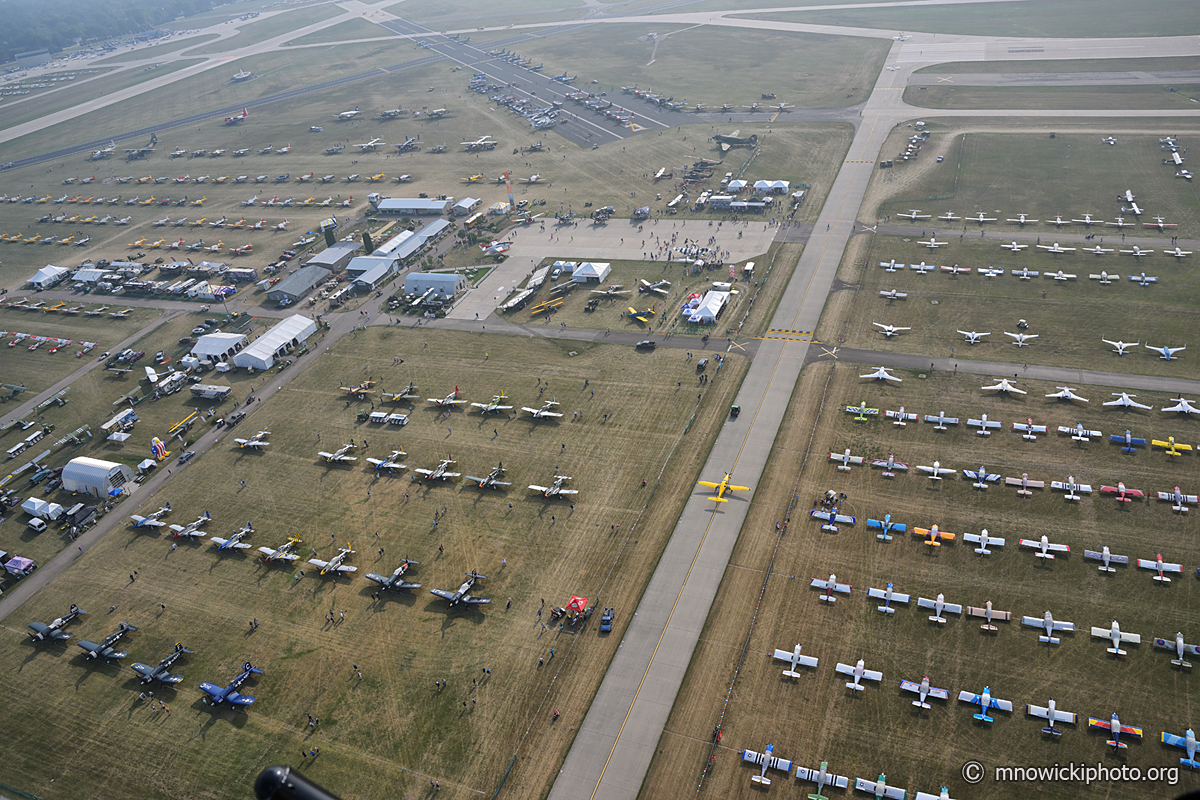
<box><xmin>551</xmin><ymin>73</ymin><xmax>576</xmax><ymax>83</ymax></box>
<box><xmin>200</xmin><ymin>661</ymin><xmax>262</xmax><ymax>706</ymax></box>
<box><xmin>867</xmin><ymin>514</ymin><xmax>907</xmax><ymax>541</ymax></box>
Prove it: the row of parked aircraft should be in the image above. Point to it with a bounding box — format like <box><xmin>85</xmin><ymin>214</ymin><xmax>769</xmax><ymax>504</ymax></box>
<box><xmin>853</xmin><ymin>371</ymin><xmax>1196</xmax><ymax>409</ymax></box>
<box><xmin>896</xmin><ymin>206</ymin><xmax>1173</xmax><ymax>226</ymax></box>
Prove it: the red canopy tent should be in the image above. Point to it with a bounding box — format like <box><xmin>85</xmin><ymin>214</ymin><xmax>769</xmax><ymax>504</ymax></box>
<box><xmin>566</xmin><ymin>596</ymin><xmax>588</xmax><ymax>613</ymax></box>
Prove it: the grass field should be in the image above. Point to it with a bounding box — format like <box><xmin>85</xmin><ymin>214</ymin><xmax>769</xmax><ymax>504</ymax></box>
<box><xmin>189</xmin><ymin>4</ymin><xmax>348</xmax><ymax>56</ymax></box>
<box><xmin>904</xmin><ymin>84</ymin><xmax>1200</xmax><ymax>111</ymax></box>
<box><xmin>92</xmin><ymin>34</ymin><xmax>222</xmax><ymax>66</ymax></box>
<box><xmin>739</xmin><ymin>0</ymin><xmax>1200</xmax><ymax>38</ymax></box>
<box><xmin>286</xmin><ymin>18</ymin><xmax>393</xmax><ymax>46</ymax></box>
<box><xmin>384</xmin><ymin>0</ymin><xmax>585</xmax><ymax>21</ymax></box>
<box><xmin>0</xmin><ymin>325</ymin><xmax>749</xmax><ymax>800</ymax></box>
<box><xmin>494</xmin><ymin>26</ymin><xmax>889</xmax><ymax>110</ymax></box>
<box><xmin>641</xmin><ymin>361</ymin><xmax>1200</xmax><ymax>800</ymax></box>
<box><xmin>0</xmin><ymin>305</ymin><xmax>160</xmax><ymax>395</ymax></box>
<box><xmin>913</xmin><ymin>56</ymin><xmax>1200</xmax><ymax>75</ymax></box>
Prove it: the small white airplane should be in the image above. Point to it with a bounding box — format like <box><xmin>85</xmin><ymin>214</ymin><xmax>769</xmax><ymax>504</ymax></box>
<box><xmin>335</xmin><ymin>106</ymin><xmax>361</xmax><ymax>120</ymax></box>
<box><xmin>958</xmin><ymin>686</ymin><xmax>1013</xmax><ymax>723</ymax></box>
<box><xmin>871</xmin><ymin>453</ymin><xmax>908</xmax><ymax>477</ymax></box>
<box><xmin>978</xmin><ymin>266</ymin><xmax>1005</xmax><ymax>278</ymax></box>
<box><xmin>957</xmin><ymin>330</ymin><xmax>990</xmax><ymax>345</ymax></box>
<box><xmin>1091</xmin><ymin>620</ymin><xmax>1141</xmax><ymax>656</ymax></box>
<box><xmin>1006</xmin><ymin>213</ymin><xmax>1038</xmax><ymax>225</ymax></box>
<box><xmin>1013</xmin><ymin>418</ymin><xmax>1048</xmax><ymax>441</ymax></box>
<box><xmin>1089</xmin><ymin>713</ymin><xmax>1143</xmax><ymax>750</ymax></box>
<box><xmin>1122</xmin><ymin>201</ymin><xmax>1144</xmax><ymax>216</ymax></box>
<box><xmin>918</xmin><ymin>237</ymin><xmax>947</xmax><ymax>248</ymax></box>
<box><xmin>1011</xmin><ymin>266</ymin><xmax>1039</xmax><ymax>280</ymax></box>
<box><xmin>1163</xmin><ymin>397</ymin><xmax>1200</xmax><ymax>414</ymax></box>
<box><xmin>1084</xmin><ymin>545</ymin><xmax>1129</xmax><ymax>572</ymax></box>
<box><xmin>963</xmin><ymin>529</ymin><xmax>1005</xmax><ymax>555</ymax></box>
<box><xmin>522</xmin><ymin>400</ymin><xmax>564</xmax><ymax>419</ymax></box>
<box><xmin>811</xmin><ymin>574</ymin><xmax>851</xmax><ymax>603</ymax></box>
<box><xmin>898</xmin><ymin>209</ymin><xmax>930</xmax><ymax>220</ymax></box>
<box><xmin>1072</xmin><ymin>213</ymin><xmax>1098</xmax><ymax>225</ymax></box>
<box><xmin>365</xmin><ymin>450</ymin><xmax>408</xmax><ymax>472</ymax></box>
<box><xmin>963</xmin><ymin>467</ymin><xmax>1002</xmax><ymax>490</ymax></box>
<box><xmin>860</xmin><ymin>366</ymin><xmax>901</xmax><ymax>382</ymax></box>
<box><xmin>470</xmin><ymin>393</ymin><xmax>514</xmax><ymax>414</ymax></box>
<box><xmin>924</xmin><ymin>411</ymin><xmax>959</xmax><ymax>430</ymax></box>
<box><xmin>1101</xmin><ymin>136</ymin><xmax>1117</xmax><ymax>145</ymax></box>
<box><xmin>810</xmin><ymin>507</ymin><xmax>855</xmax><ymax>532</ymax></box>
<box><xmin>1155</xmin><ymin>632</ymin><xmax>1200</xmax><ymax>668</ymax></box>
<box><xmin>415</xmin><ymin>457</ymin><xmax>462</xmax><ymax>482</ymax></box>
<box><xmin>1084</xmin><ymin>244</ymin><xmax>1115</xmax><ymax>254</ymax></box>
<box><xmin>1004</xmin><ymin>332</ymin><xmax>1038</xmax><ymax>347</ymax></box>
<box><xmin>1027</xmin><ymin>699</ymin><xmax>1077</xmax><ymax>735</ymax></box>
<box><xmin>1059</xmin><ymin>423</ymin><xmax>1101</xmax><ymax>443</ymax></box>
<box><xmin>872</xmin><ymin>322</ymin><xmax>910</xmax><ymax>338</ymax></box>
<box><xmin>867</xmin><ymin>583</ymin><xmax>911</xmax><ymax>614</ymax></box>
<box><xmin>1089</xmin><ymin>271</ymin><xmax>1120</xmax><ymax>284</ymax></box>
<box><xmin>829</xmin><ymin>448</ymin><xmax>864</xmax><ymax>472</ymax></box>
<box><xmin>916</xmin><ymin>460</ymin><xmax>954</xmax><ymax>480</ymax></box>
<box><xmin>918</xmin><ymin>593</ymin><xmax>962</xmax><ymax>624</ymax></box>
<box><xmin>1019</xmin><ymin>535</ymin><xmax>1069</xmax><ymax>559</ymax></box>
<box><xmin>309</xmin><ymin>544</ymin><xmax>356</xmax><ymax>576</ymax></box>
<box><xmin>901</xmin><ymin>676</ymin><xmax>949</xmax><ymax>709</ymax></box>
<box><xmin>795</xmin><ymin>761</ymin><xmax>850</xmax><ymax>799</ymax></box>
<box><xmin>318</xmin><ymin>444</ymin><xmax>358</xmax><ymax>463</ymax></box>
<box><xmin>211</xmin><ymin>523</ymin><xmax>254</xmax><ymax>552</ymax></box>
<box><xmin>836</xmin><ymin>659</ymin><xmax>882</xmax><ymax>692</ymax></box>
<box><xmin>1168</xmin><ymin>246</ymin><xmax>1193</xmax><ymax>257</ymax></box>
<box><xmin>908</xmin><ymin>261</ymin><xmax>935</xmax><ymax>274</ymax></box>
<box><xmin>1045</xmin><ymin>269</ymin><xmax>1077</xmax><ymax>281</ymax></box>
<box><xmin>240</xmin><ymin>196</ymin><xmax>258</xmax><ymax>206</ymax></box>
<box><xmin>427</xmin><ymin>387</ymin><xmax>466</xmax><ymax>407</ymax></box>
<box><xmin>233</xmin><ymin>430</ymin><xmax>271</xmax><ymax>449</ymax></box>
<box><xmin>355</xmin><ymin>138</ymin><xmax>385</xmax><ymax>151</ymax></box>
<box><xmin>855</xmin><ymin>774</ymin><xmax>907</xmax><ymax>800</ymax></box>
<box><xmin>529</xmin><ymin>475</ymin><xmax>577</xmax><ymax>498</ymax></box>
<box><xmin>967</xmin><ymin>414</ymin><xmax>1001</xmax><ymax>436</ymax></box>
<box><xmin>1157</xmin><ymin>487</ymin><xmax>1198</xmax><ymax>513</ymax></box>
<box><xmin>967</xmin><ymin>211</ymin><xmax>997</xmax><ymax>224</ymax></box>
<box><xmin>1161</xmin><ymin>728</ymin><xmax>1200</xmax><ymax>769</ymax></box>
<box><xmin>938</xmin><ymin>211</ymin><xmax>960</xmax><ymax>221</ymax></box>
<box><xmin>1149</xmin><ymin>344</ymin><xmax>1187</xmax><ymax>361</ymax></box>
<box><xmin>169</xmin><ymin>511</ymin><xmax>211</xmax><ymax>539</ymax></box>
<box><xmin>1051</xmin><ymin>476</ymin><xmax>1092</xmax><ymax>500</ymax></box>
<box><xmin>967</xmin><ymin>601</ymin><xmax>1012</xmax><ymax>631</ymax></box>
<box><xmin>257</xmin><ymin>536</ymin><xmax>303</xmax><ymax>563</ymax></box>
<box><xmin>1046</xmin><ymin>386</ymin><xmax>1088</xmax><ymax>403</ymax></box>
<box><xmin>984</xmin><ymin>377</ymin><xmax>1027</xmax><ymax>394</ymax></box>
<box><xmin>884</xmin><ymin>407</ymin><xmax>916</xmax><ymax>427</ymax></box>
<box><xmin>1023</xmin><ymin>610</ymin><xmax>1075</xmax><ymax>644</ymax></box>
<box><xmin>1102</xmin><ymin>336</ymin><xmax>1138</xmax><ymax>354</ymax></box>
<box><xmin>1120</xmin><ymin>246</ymin><xmax>1154</xmax><ymax>258</ymax></box>
<box><xmin>879</xmin><ymin>259</ymin><xmax>904</xmax><ymax>272</ymax></box>
<box><xmin>740</xmin><ymin>745</ymin><xmax>791</xmax><ymax>786</ymax></box>
<box><xmin>130</xmin><ymin>504</ymin><xmax>172</xmax><ymax>529</ymax></box>
<box><xmin>1036</xmin><ymin>242</ymin><xmax>1075</xmax><ymax>253</ymax></box>
<box><xmin>1000</xmin><ymin>241</ymin><xmax>1028</xmax><ymax>251</ymax></box>
<box><xmin>878</xmin><ymin>289</ymin><xmax>907</xmax><ymax>300</ymax></box>
<box><xmin>940</xmin><ymin>263</ymin><xmax>970</xmax><ymax>275</ymax></box>
<box><xmin>772</xmin><ymin>643</ymin><xmax>819</xmax><ymax>677</ymax></box>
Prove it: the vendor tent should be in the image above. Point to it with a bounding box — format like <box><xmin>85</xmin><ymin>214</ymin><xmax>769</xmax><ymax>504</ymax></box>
<box><xmin>29</xmin><ymin>265</ymin><xmax>68</xmax><ymax>288</ymax></box>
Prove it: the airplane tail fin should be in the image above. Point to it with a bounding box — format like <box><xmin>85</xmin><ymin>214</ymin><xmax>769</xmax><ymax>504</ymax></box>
<box><xmin>974</xmin><ymin>713</ymin><xmax>993</xmax><ymax>722</ymax></box>
<box><xmin>709</xmin><ymin>497</ymin><xmax>729</xmax><ymax>503</ymax></box>
<box><xmin>845</xmin><ymin>681</ymin><xmax>862</xmax><ymax>690</ymax></box>
<box><xmin>913</xmin><ymin>701</ymin><xmax>931</xmax><ymax>709</ymax></box>
<box><xmin>1172</xmin><ymin>658</ymin><xmax>1193</xmax><ymax>667</ymax></box>
<box><xmin>1107</xmin><ymin>647</ymin><xmax>1125</xmax><ymax>655</ymax></box>
<box><xmin>1042</xmin><ymin>726</ymin><xmax>1062</xmax><ymax>736</ymax></box>
<box><xmin>751</xmin><ymin>776</ymin><xmax>770</xmax><ymax>785</ymax></box>
<box><xmin>877</xmin><ymin>606</ymin><xmax>895</xmax><ymax>614</ymax></box>
<box><xmin>1109</xmin><ymin>739</ymin><xmax>1127</xmax><ymax>749</ymax></box>
<box><xmin>1182</xmin><ymin>758</ymin><xmax>1200</xmax><ymax>769</ymax></box>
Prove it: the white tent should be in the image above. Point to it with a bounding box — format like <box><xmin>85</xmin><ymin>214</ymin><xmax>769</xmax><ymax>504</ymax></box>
<box><xmin>727</xmin><ymin>179</ymin><xmax>748</xmax><ymax>193</ymax></box>
<box><xmin>29</xmin><ymin>265</ymin><xmax>68</xmax><ymax>288</ymax></box>
<box><xmin>232</xmin><ymin>314</ymin><xmax>316</xmax><ymax>371</ymax></box>
<box><xmin>21</xmin><ymin>497</ymin><xmax>49</xmax><ymax>517</ymax></box>
<box><xmin>571</xmin><ymin>262</ymin><xmax>611</xmax><ymax>283</ymax></box>
<box><xmin>191</xmin><ymin>331</ymin><xmax>248</xmax><ymax>362</ymax></box>
<box><xmin>687</xmin><ymin>290</ymin><xmax>730</xmax><ymax>324</ymax></box>
<box><xmin>61</xmin><ymin>457</ymin><xmax>135</xmax><ymax>497</ymax></box>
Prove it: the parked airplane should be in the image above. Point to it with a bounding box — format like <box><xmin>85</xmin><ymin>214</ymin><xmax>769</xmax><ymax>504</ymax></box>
<box><xmin>1019</xmin><ymin>534</ymin><xmax>1068</xmax><ymax>558</ymax></box>
<box><xmin>916</xmin><ymin>461</ymin><xmax>954</xmax><ymax>480</ymax></box>
<box><xmin>1161</xmin><ymin>729</ymin><xmax>1200</xmax><ymax>769</ymax></box>
<box><xmin>430</xmin><ymin>570</ymin><xmax>490</xmax><ymax>606</ymax></box>
<box><xmin>169</xmin><ymin>511</ymin><xmax>211</xmax><ymax>538</ymax></box>
<box><xmin>1152</xmin><ymin>436</ymin><xmax>1192</xmax><ymax>457</ymax></box>
<box><xmin>1157</xmin><ymin>487</ymin><xmax>1198</xmax><ymax>512</ymax></box>
<box><xmin>1100</xmin><ymin>482</ymin><xmax>1145</xmax><ymax>503</ymax></box>
<box><xmin>257</xmin><ymin>536</ymin><xmax>303</xmax><ymax>563</ymax></box>
<box><xmin>1011</xmin><ymin>266</ymin><xmax>1039</xmax><ymax>280</ymax></box>
<box><xmin>967</xmin><ymin>211</ymin><xmax>997</xmax><ymax>223</ymax></box>
<box><xmin>335</xmin><ymin>106</ymin><xmax>361</xmax><ymax>120</ymax></box>
<box><xmin>1156</xmin><ymin>632</ymin><xmax>1200</xmax><ymax>668</ymax></box>
<box><xmin>1003</xmin><ymin>332</ymin><xmax>1038</xmax><ymax>347</ymax></box>
<box><xmin>967</xmin><ymin>414</ymin><xmax>1001</xmax><ymax>436</ymax></box>
<box><xmin>867</xmin><ymin>583</ymin><xmax>910</xmax><ymax>614</ymax></box>
<box><xmin>318</xmin><ymin>444</ymin><xmax>358</xmax><ymax>463</ymax></box>
<box><xmin>1163</xmin><ymin>397</ymin><xmax>1200</xmax><ymax>415</ymax></box>
<box><xmin>1121</xmin><ymin>246</ymin><xmax>1154</xmax><ymax>258</ymax></box>
<box><xmin>836</xmin><ymin>658</ymin><xmax>882</xmax><ymax>691</ymax></box>
<box><xmin>1047</xmin><ymin>386</ymin><xmax>1088</xmax><ymax>403</ymax></box>
<box><xmin>811</xmin><ymin>574</ymin><xmax>852</xmax><ymax>603</ymax></box>
<box><xmin>810</xmin><ymin>506</ymin><xmax>855</xmax><ymax>532</ymax></box>
<box><xmin>1051</xmin><ymin>476</ymin><xmax>1092</xmax><ymax>500</ymax></box>
<box><xmin>963</xmin><ymin>468</ymin><xmax>1002</xmax><ymax>491</ymax></box>
<box><xmin>901</xmin><ymin>676</ymin><xmax>949</xmax><ymax>709</ymax></box>
<box><xmin>1036</xmin><ymin>242</ymin><xmax>1075</xmax><ymax>254</ymax></box>
<box><xmin>1089</xmin><ymin>714</ymin><xmax>1143</xmax><ymax>750</ymax></box>
<box><xmin>1027</xmin><ymin>699</ymin><xmax>1077</xmax><ymax>735</ymax></box>
<box><xmin>860</xmin><ymin>366</ymin><xmax>901</xmax><ymax>382</ymax></box>
<box><xmin>872</xmin><ymin>322</ymin><xmax>910</xmax><ymax>338</ymax></box>
<box><xmin>131</xmin><ymin>642</ymin><xmax>193</xmax><ymax>684</ymax></box>
<box><xmin>918</xmin><ymin>593</ymin><xmax>962</xmax><ymax>623</ymax></box>
<box><xmin>309</xmin><ymin>544</ymin><xmax>356</xmax><ymax>576</ymax></box>
<box><xmin>529</xmin><ymin>474</ymin><xmax>576</xmax><ymax>498</ymax></box>
<box><xmin>366</xmin><ymin>558</ymin><xmax>422</xmax><ymax>592</ymax></box>
<box><xmin>967</xmin><ymin>601</ymin><xmax>1011</xmax><ymax>630</ymax></box>
<box><xmin>924</xmin><ymin>411</ymin><xmax>959</xmax><ymax>430</ymax></box>
<box><xmin>712</xmin><ymin>130</ymin><xmax>758</xmax><ymax>151</ymax></box>
<box><xmin>29</xmin><ymin>604</ymin><xmax>87</xmax><ymax>642</ymax></box>
<box><xmin>1000</xmin><ymin>241</ymin><xmax>1028</xmax><ymax>251</ymax></box>
<box><xmin>829</xmin><ymin>448</ymin><xmax>864</xmax><ymax>471</ymax></box>
<box><xmin>918</xmin><ymin>237</ymin><xmax>947</xmax><ymax>248</ymax></box>
<box><xmin>879</xmin><ymin>259</ymin><xmax>903</xmax><ymax>272</ymax></box>
<box><xmin>200</xmin><ymin>661</ymin><xmax>262</xmax><ymax>706</ymax></box>
<box><xmin>914</xmin><ymin>525</ymin><xmax>956</xmax><ymax>547</ymax></box>
<box><xmin>1091</xmin><ymin>620</ymin><xmax>1141</xmax><ymax>656</ymax></box>
<box><xmin>854</xmin><ymin>774</ymin><xmax>906</xmax><ymax>800</ymax></box>
<box><xmin>415</xmin><ymin>457</ymin><xmax>461</xmax><ymax>481</ymax></box>
<box><xmin>363</xmin><ymin>449</ymin><xmax>406</xmax><ymax>472</ymax></box>
<box><xmin>464</xmin><ymin>463</ymin><xmax>512</xmax><ymax>490</ymax></box>
<box><xmin>1012</xmin><ymin>418</ymin><xmax>1047</xmax><ymax>441</ymax></box>
<box><xmin>740</xmin><ymin>745</ymin><xmax>791</xmax><ymax>785</ymax></box>
<box><xmin>897</xmin><ymin>209</ymin><xmax>930</xmax><ymax>220</ymax></box>
<box><xmin>1148</xmin><ymin>344</ymin><xmax>1186</xmax><ymax>361</ymax></box>
<box><xmin>355</xmin><ymin>138</ymin><xmax>385</xmax><ymax>151</ymax></box>
<box><xmin>795</xmin><ymin>761</ymin><xmax>849</xmax><ymax>799</ymax></box>
<box><xmin>1006</xmin><ymin>213</ymin><xmax>1038</xmax><ymax>225</ymax></box>
<box><xmin>1023</xmin><ymin>609</ymin><xmax>1075</xmax><ymax>644</ymax></box>
<box><xmin>211</xmin><ymin>523</ymin><xmax>254</xmax><ymax>552</ymax></box>
<box><xmin>427</xmin><ymin>386</ymin><xmax>466</xmax><ymax>407</ymax></box>
<box><xmin>878</xmin><ymin>289</ymin><xmax>907</xmax><ymax>300</ymax></box>
<box><xmin>77</xmin><ymin>622</ymin><xmax>138</xmax><ymax>661</ymax></box>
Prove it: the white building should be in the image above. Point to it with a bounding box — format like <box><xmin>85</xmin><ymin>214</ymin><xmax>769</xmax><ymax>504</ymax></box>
<box><xmin>190</xmin><ymin>331</ymin><xmax>249</xmax><ymax>363</ymax></box>
<box><xmin>232</xmin><ymin>314</ymin><xmax>317</xmax><ymax>371</ymax></box>
<box><xmin>453</xmin><ymin>197</ymin><xmax>481</xmax><ymax>216</ymax></box>
<box><xmin>404</xmin><ymin>272</ymin><xmax>466</xmax><ymax>300</ymax></box>
<box><xmin>61</xmin><ymin>457</ymin><xmax>135</xmax><ymax>497</ymax></box>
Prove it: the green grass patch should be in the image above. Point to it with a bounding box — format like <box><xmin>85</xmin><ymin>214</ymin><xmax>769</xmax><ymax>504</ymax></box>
<box><xmin>189</xmin><ymin>4</ymin><xmax>348</xmax><ymax>56</ymax></box>
<box><xmin>904</xmin><ymin>84</ymin><xmax>1200</xmax><ymax>111</ymax></box>
<box><xmin>914</xmin><ymin>56</ymin><xmax>1200</xmax><ymax>75</ymax></box>
<box><xmin>92</xmin><ymin>34</ymin><xmax>221</xmax><ymax>65</ymax></box>
<box><xmin>287</xmin><ymin>18</ymin><xmax>392</xmax><ymax>46</ymax></box>
<box><xmin>385</xmin><ymin>0</ymin><xmax>585</xmax><ymax>20</ymax></box>
<box><xmin>740</xmin><ymin>0</ymin><xmax>1200</xmax><ymax>37</ymax></box>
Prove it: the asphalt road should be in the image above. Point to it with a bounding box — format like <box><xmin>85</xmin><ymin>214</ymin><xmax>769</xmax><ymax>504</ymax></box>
<box><xmin>908</xmin><ymin>70</ymin><xmax>1200</xmax><ymax>87</ymax></box>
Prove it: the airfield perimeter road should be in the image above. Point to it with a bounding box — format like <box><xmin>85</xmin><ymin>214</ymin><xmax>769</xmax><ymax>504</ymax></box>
<box><xmin>908</xmin><ymin>69</ymin><xmax>1200</xmax><ymax>87</ymax></box>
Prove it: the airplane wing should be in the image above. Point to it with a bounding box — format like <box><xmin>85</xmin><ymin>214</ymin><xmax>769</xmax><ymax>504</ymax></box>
<box><xmin>1051</xmin><ymin>481</ymin><xmax>1092</xmax><ymax>493</ymax></box>
<box><xmin>963</xmin><ymin>533</ymin><xmax>1005</xmax><ymax>546</ymax></box>
<box><xmin>772</xmin><ymin>648</ymin><xmax>819</xmax><ymax>669</ymax></box>
<box><xmin>867</xmin><ymin>587</ymin><xmax>910</xmax><ymax>604</ymax></box>
<box><xmin>461</xmin><ymin>595</ymin><xmax>491</xmax><ymax>605</ymax></box>
<box><xmin>1139</xmin><ymin>558</ymin><xmax>1183</xmax><ymax>573</ymax></box>
<box><xmin>429</xmin><ymin>588</ymin><xmax>457</xmax><ymax>601</ymax></box>
<box><xmin>901</xmin><ymin>680</ymin><xmax>950</xmax><ymax>701</ymax></box>
<box><xmin>1083</xmin><ymin>549</ymin><xmax>1129</xmax><ymax>564</ymax></box>
<box><xmin>795</xmin><ymin>766</ymin><xmax>849</xmax><ymax>789</ymax></box>
<box><xmin>308</xmin><ymin>558</ymin><xmax>330</xmax><ymax>569</ymax></box>
<box><xmin>130</xmin><ymin>663</ymin><xmax>156</xmax><ymax>680</ymax></box>
<box><xmin>333</xmin><ymin>565</ymin><xmax>357</xmax><ymax>573</ymax></box>
<box><xmin>528</xmin><ymin>484</ymin><xmax>549</xmax><ymax>493</ymax></box>
<box><xmin>130</xmin><ymin>516</ymin><xmax>165</xmax><ymax>527</ymax></box>
<box><xmin>967</xmin><ymin>605</ymin><xmax>1011</xmax><ymax>621</ymax></box>
<box><xmin>872</xmin><ymin>458</ymin><xmax>909</xmax><ymax>469</ymax></box>
<box><xmin>257</xmin><ymin>547</ymin><xmax>298</xmax><ymax>560</ymax></box>
<box><xmin>854</xmin><ymin>777</ymin><xmax>906</xmax><ymax>800</ymax></box>
<box><xmin>1005</xmin><ymin>477</ymin><xmax>1045</xmax><ymax>488</ymax></box>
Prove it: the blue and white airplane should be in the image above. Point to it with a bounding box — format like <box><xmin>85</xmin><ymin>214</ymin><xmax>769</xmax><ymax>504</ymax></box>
<box><xmin>958</xmin><ymin>685</ymin><xmax>1013</xmax><ymax>722</ymax></box>
<box><xmin>867</xmin><ymin>583</ymin><xmax>911</xmax><ymax>614</ymax></box>
<box><xmin>867</xmin><ymin>514</ymin><xmax>907</xmax><ymax>541</ymax></box>
<box><xmin>200</xmin><ymin>661</ymin><xmax>262</xmax><ymax>706</ymax></box>
<box><xmin>211</xmin><ymin>522</ymin><xmax>253</xmax><ymax>551</ymax></box>
<box><xmin>741</xmin><ymin>744</ymin><xmax>791</xmax><ymax>785</ymax></box>
<box><xmin>1162</xmin><ymin>728</ymin><xmax>1200</xmax><ymax>769</ymax></box>
<box><xmin>130</xmin><ymin>503</ymin><xmax>171</xmax><ymax>528</ymax></box>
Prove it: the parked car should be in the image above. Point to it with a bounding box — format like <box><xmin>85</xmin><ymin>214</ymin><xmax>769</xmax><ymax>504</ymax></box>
<box><xmin>599</xmin><ymin>608</ymin><xmax>614</xmax><ymax>633</ymax></box>
<box><xmin>178</xmin><ymin>450</ymin><xmax>196</xmax><ymax>465</ymax></box>
<box><xmin>635</xmin><ymin>340</ymin><xmax>656</xmax><ymax>350</ymax></box>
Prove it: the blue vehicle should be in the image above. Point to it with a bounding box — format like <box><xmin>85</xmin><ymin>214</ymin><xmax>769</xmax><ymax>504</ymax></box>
<box><xmin>599</xmin><ymin>608</ymin><xmax>614</xmax><ymax>633</ymax></box>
